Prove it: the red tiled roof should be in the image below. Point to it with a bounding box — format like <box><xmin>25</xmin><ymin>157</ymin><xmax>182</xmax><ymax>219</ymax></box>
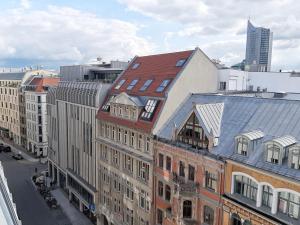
<box><xmin>111</xmin><ymin>50</ymin><xmax>194</xmax><ymax>97</ymax></box>
<box><xmin>97</xmin><ymin>50</ymin><xmax>194</xmax><ymax>133</ymax></box>
<box><xmin>28</xmin><ymin>77</ymin><xmax>60</xmax><ymax>92</ymax></box>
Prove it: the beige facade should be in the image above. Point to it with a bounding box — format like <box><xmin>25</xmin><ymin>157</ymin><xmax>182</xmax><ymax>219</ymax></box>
<box><xmin>96</xmin><ymin>119</ymin><xmax>154</xmax><ymax>225</ymax></box>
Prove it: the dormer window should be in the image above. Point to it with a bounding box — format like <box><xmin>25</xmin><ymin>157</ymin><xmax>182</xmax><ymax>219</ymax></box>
<box><xmin>236</xmin><ymin>137</ymin><xmax>248</xmax><ymax>156</ymax></box>
<box><xmin>156</xmin><ymin>79</ymin><xmax>170</xmax><ymax>92</ymax></box>
<box><xmin>176</xmin><ymin>59</ymin><xmax>186</xmax><ymax>67</ymax></box>
<box><xmin>266</xmin><ymin>143</ymin><xmax>280</xmax><ymax>164</ymax></box>
<box><xmin>102</xmin><ymin>96</ymin><xmax>115</xmax><ymax>112</ymax></box>
<box><xmin>115</xmin><ymin>79</ymin><xmax>125</xmax><ymax>89</ymax></box>
<box><xmin>265</xmin><ymin>135</ymin><xmax>296</xmax><ymax>165</ymax></box>
<box><xmin>127</xmin><ymin>79</ymin><xmax>138</xmax><ymax>90</ymax></box>
<box><xmin>140</xmin><ymin>99</ymin><xmax>159</xmax><ymax>121</ymax></box>
<box><xmin>289</xmin><ymin>147</ymin><xmax>300</xmax><ymax>169</ymax></box>
<box><xmin>235</xmin><ymin>130</ymin><xmax>264</xmax><ymax>156</ymax></box>
<box><xmin>132</xmin><ymin>63</ymin><xmax>140</xmax><ymax>69</ymax></box>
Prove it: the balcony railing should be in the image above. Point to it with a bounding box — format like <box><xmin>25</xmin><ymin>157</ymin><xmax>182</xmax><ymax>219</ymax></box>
<box><xmin>172</xmin><ymin>172</ymin><xmax>199</xmax><ymax>195</ymax></box>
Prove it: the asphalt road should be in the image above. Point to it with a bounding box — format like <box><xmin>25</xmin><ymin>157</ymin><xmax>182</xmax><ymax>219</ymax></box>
<box><xmin>0</xmin><ymin>151</ymin><xmax>71</xmax><ymax>225</ymax></box>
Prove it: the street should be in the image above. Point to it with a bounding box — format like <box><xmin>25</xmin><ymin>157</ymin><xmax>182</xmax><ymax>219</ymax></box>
<box><xmin>0</xmin><ymin>150</ymin><xmax>71</xmax><ymax>225</ymax></box>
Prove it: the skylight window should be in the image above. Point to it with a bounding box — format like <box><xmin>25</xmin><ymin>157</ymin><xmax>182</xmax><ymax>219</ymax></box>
<box><xmin>115</xmin><ymin>79</ymin><xmax>125</xmax><ymax>89</ymax></box>
<box><xmin>156</xmin><ymin>79</ymin><xmax>170</xmax><ymax>92</ymax></box>
<box><xmin>140</xmin><ymin>80</ymin><xmax>153</xmax><ymax>91</ymax></box>
<box><xmin>176</xmin><ymin>59</ymin><xmax>186</xmax><ymax>67</ymax></box>
<box><xmin>140</xmin><ymin>99</ymin><xmax>159</xmax><ymax>121</ymax></box>
<box><xmin>127</xmin><ymin>79</ymin><xmax>138</xmax><ymax>90</ymax></box>
<box><xmin>101</xmin><ymin>96</ymin><xmax>115</xmax><ymax>112</ymax></box>
<box><xmin>132</xmin><ymin>63</ymin><xmax>140</xmax><ymax>69</ymax></box>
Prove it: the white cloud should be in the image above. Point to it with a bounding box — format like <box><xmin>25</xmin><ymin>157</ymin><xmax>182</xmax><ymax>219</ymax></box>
<box><xmin>0</xmin><ymin>5</ymin><xmax>154</xmax><ymax>66</ymax></box>
<box><xmin>120</xmin><ymin>0</ymin><xmax>300</xmax><ymax>70</ymax></box>
<box><xmin>20</xmin><ymin>0</ymin><xmax>31</xmax><ymax>9</ymax></box>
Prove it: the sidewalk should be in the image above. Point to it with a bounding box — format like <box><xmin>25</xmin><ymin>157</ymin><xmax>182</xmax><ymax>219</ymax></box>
<box><xmin>0</xmin><ymin>137</ymin><xmax>43</xmax><ymax>163</ymax></box>
<box><xmin>51</xmin><ymin>189</ymin><xmax>93</xmax><ymax>225</ymax></box>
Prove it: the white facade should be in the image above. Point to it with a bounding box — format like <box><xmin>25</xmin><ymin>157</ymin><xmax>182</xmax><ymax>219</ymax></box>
<box><xmin>25</xmin><ymin>92</ymin><xmax>48</xmax><ymax>157</ymax></box>
<box><xmin>218</xmin><ymin>69</ymin><xmax>300</xmax><ymax>93</ymax></box>
<box><xmin>0</xmin><ymin>162</ymin><xmax>22</xmax><ymax>225</ymax></box>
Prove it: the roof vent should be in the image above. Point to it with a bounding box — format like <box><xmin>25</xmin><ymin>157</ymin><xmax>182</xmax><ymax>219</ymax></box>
<box><xmin>273</xmin><ymin>92</ymin><xmax>287</xmax><ymax>98</ymax></box>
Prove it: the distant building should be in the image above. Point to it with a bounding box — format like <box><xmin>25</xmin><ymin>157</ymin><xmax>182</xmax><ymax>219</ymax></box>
<box><xmin>231</xmin><ymin>59</ymin><xmax>245</xmax><ymax>71</ymax></box>
<box><xmin>0</xmin><ymin>70</ymin><xmax>56</xmax><ymax>146</ymax></box>
<box><xmin>60</xmin><ymin>60</ymin><xmax>128</xmax><ymax>82</ymax></box>
<box><xmin>245</xmin><ymin>20</ymin><xmax>273</xmax><ymax>72</ymax></box>
<box><xmin>24</xmin><ymin>77</ymin><xmax>60</xmax><ymax>157</ymax></box>
<box><xmin>0</xmin><ymin>162</ymin><xmax>22</xmax><ymax>225</ymax></box>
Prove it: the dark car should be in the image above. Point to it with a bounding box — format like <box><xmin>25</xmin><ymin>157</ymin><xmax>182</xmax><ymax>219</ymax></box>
<box><xmin>3</xmin><ymin>146</ymin><xmax>11</xmax><ymax>152</ymax></box>
<box><xmin>12</xmin><ymin>153</ymin><xmax>23</xmax><ymax>160</ymax></box>
<box><xmin>0</xmin><ymin>143</ymin><xmax>4</xmax><ymax>152</ymax></box>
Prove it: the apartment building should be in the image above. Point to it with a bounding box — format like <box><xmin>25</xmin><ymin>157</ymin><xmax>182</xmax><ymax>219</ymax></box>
<box><xmin>47</xmin><ymin>81</ymin><xmax>111</xmax><ymax>222</ymax></box>
<box><xmin>158</xmin><ymin>93</ymin><xmax>300</xmax><ymax>225</ymax></box>
<box><xmin>25</xmin><ymin>77</ymin><xmax>60</xmax><ymax>157</ymax></box>
<box><xmin>95</xmin><ymin>48</ymin><xmax>218</xmax><ymax>225</ymax></box>
<box><xmin>0</xmin><ymin>70</ymin><xmax>55</xmax><ymax>146</ymax></box>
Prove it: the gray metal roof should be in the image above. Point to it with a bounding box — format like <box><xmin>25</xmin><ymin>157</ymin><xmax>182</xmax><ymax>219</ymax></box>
<box><xmin>0</xmin><ymin>72</ymin><xmax>26</xmax><ymax>80</ymax></box>
<box><xmin>271</xmin><ymin>135</ymin><xmax>297</xmax><ymax>148</ymax></box>
<box><xmin>241</xmin><ymin>130</ymin><xmax>264</xmax><ymax>140</ymax></box>
<box><xmin>158</xmin><ymin>94</ymin><xmax>300</xmax><ymax>181</ymax></box>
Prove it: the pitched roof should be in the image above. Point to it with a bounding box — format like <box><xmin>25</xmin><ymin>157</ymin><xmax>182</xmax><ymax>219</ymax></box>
<box><xmin>158</xmin><ymin>94</ymin><xmax>300</xmax><ymax>181</ymax></box>
<box><xmin>26</xmin><ymin>77</ymin><xmax>60</xmax><ymax>92</ymax></box>
<box><xmin>110</xmin><ymin>50</ymin><xmax>194</xmax><ymax>97</ymax></box>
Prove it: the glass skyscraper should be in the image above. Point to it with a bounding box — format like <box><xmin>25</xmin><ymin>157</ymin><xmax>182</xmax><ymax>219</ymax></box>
<box><xmin>245</xmin><ymin>20</ymin><xmax>273</xmax><ymax>72</ymax></box>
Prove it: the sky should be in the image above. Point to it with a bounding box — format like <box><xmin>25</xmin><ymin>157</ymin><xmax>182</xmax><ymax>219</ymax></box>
<box><xmin>0</xmin><ymin>0</ymin><xmax>300</xmax><ymax>71</ymax></box>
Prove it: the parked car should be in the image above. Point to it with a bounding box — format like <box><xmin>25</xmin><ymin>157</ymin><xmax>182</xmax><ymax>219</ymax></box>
<box><xmin>12</xmin><ymin>153</ymin><xmax>23</xmax><ymax>160</ymax></box>
<box><xmin>0</xmin><ymin>143</ymin><xmax>4</xmax><ymax>152</ymax></box>
<box><xmin>3</xmin><ymin>146</ymin><xmax>11</xmax><ymax>152</ymax></box>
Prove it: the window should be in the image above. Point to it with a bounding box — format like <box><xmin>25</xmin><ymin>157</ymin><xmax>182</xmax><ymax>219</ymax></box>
<box><xmin>219</xmin><ymin>81</ymin><xmax>226</xmax><ymax>91</ymax></box>
<box><xmin>127</xmin><ymin>79</ymin><xmax>138</xmax><ymax>90</ymax></box>
<box><xmin>37</xmin><ymin>96</ymin><xmax>41</xmax><ymax>103</ymax></box>
<box><xmin>156</xmin><ymin>79</ymin><xmax>170</xmax><ymax>92</ymax></box>
<box><xmin>266</xmin><ymin>143</ymin><xmax>280</xmax><ymax>164</ymax></box>
<box><xmin>158</xmin><ymin>154</ymin><xmax>164</xmax><ymax>168</ymax></box>
<box><xmin>262</xmin><ymin>185</ymin><xmax>273</xmax><ymax>208</ymax></box>
<box><xmin>179</xmin><ymin>161</ymin><xmax>185</xmax><ymax>177</ymax></box>
<box><xmin>140</xmin><ymin>99</ymin><xmax>159</xmax><ymax>121</ymax></box>
<box><xmin>140</xmin><ymin>80</ymin><xmax>153</xmax><ymax>91</ymax></box>
<box><xmin>203</xmin><ymin>206</ymin><xmax>214</xmax><ymax>225</ymax></box>
<box><xmin>157</xmin><ymin>209</ymin><xmax>163</xmax><ymax>225</ymax></box>
<box><xmin>102</xmin><ymin>96</ymin><xmax>115</xmax><ymax>112</ymax></box>
<box><xmin>278</xmin><ymin>192</ymin><xmax>300</xmax><ymax>219</ymax></box>
<box><xmin>138</xmin><ymin>161</ymin><xmax>149</xmax><ymax>182</ymax></box>
<box><xmin>291</xmin><ymin>149</ymin><xmax>300</xmax><ymax>169</ymax></box>
<box><xmin>125</xmin><ymin>208</ymin><xmax>133</xmax><ymax>225</ymax></box>
<box><xmin>139</xmin><ymin>189</ymin><xmax>150</xmax><ymax>211</ymax></box>
<box><xmin>231</xmin><ymin>213</ymin><xmax>242</xmax><ymax>225</ymax></box>
<box><xmin>124</xmin><ymin>130</ymin><xmax>128</xmax><ymax>144</ymax></box>
<box><xmin>237</xmin><ymin>137</ymin><xmax>248</xmax><ymax>156</ymax></box>
<box><xmin>115</xmin><ymin>79</ymin><xmax>125</xmax><ymax>89</ymax></box>
<box><xmin>138</xmin><ymin>134</ymin><xmax>143</xmax><ymax>150</ymax></box>
<box><xmin>158</xmin><ymin>181</ymin><xmax>163</xmax><ymax>197</ymax></box>
<box><xmin>132</xmin><ymin>63</ymin><xmax>140</xmax><ymax>69</ymax></box>
<box><xmin>205</xmin><ymin>171</ymin><xmax>217</xmax><ymax>191</ymax></box>
<box><xmin>234</xmin><ymin>175</ymin><xmax>257</xmax><ymax>202</ymax></box>
<box><xmin>125</xmin><ymin>181</ymin><xmax>134</xmax><ymax>201</ymax></box>
<box><xmin>176</xmin><ymin>59</ymin><xmax>186</xmax><ymax>67</ymax></box>
<box><xmin>177</xmin><ymin>113</ymin><xmax>209</xmax><ymax>149</ymax></box>
<box><xmin>165</xmin><ymin>185</ymin><xmax>171</xmax><ymax>201</ymax></box>
<box><xmin>166</xmin><ymin>156</ymin><xmax>172</xmax><ymax>171</ymax></box>
<box><xmin>183</xmin><ymin>200</ymin><xmax>192</xmax><ymax>218</ymax></box>
<box><xmin>130</xmin><ymin>132</ymin><xmax>135</xmax><ymax>147</ymax></box>
<box><xmin>188</xmin><ymin>165</ymin><xmax>195</xmax><ymax>181</ymax></box>
<box><xmin>124</xmin><ymin>155</ymin><xmax>133</xmax><ymax>173</ymax></box>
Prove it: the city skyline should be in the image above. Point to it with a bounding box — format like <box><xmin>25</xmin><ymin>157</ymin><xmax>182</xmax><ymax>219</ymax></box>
<box><xmin>0</xmin><ymin>0</ymin><xmax>299</xmax><ymax>71</ymax></box>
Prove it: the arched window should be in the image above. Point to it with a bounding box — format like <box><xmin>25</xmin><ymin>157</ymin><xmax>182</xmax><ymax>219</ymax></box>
<box><xmin>231</xmin><ymin>213</ymin><xmax>241</xmax><ymax>225</ymax></box>
<box><xmin>165</xmin><ymin>185</ymin><xmax>171</xmax><ymax>201</ymax></box>
<box><xmin>278</xmin><ymin>192</ymin><xmax>300</xmax><ymax>219</ymax></box>
<box><xmin>262</xmin><ymin>185</ymin><xmax>273</xmax><ymax>208</ymax></box>
<box><xmin>183</xmin><ymin>200</ymin><xmax>192</xmax><ymax>219</ymax></box>
<box><xmin>234</xmin><ymin>175</ymin><xmax>258</xmax><ymax>202</ymax></box>
<box><xmin>203</xmin><ymin>206</ymin><xmax>214</xmax><ymax>225</ymax></box>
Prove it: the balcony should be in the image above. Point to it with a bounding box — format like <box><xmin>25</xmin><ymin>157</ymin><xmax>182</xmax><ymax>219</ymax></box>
<box><xmin>172</xmin><ymin>173</ymin><xmax>199</xmax><ymax>196</ymax></box>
